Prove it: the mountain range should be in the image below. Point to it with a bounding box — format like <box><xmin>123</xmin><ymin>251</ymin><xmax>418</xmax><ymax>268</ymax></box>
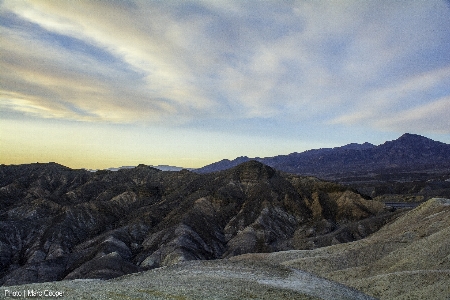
<box><xmin>196</xmin><ymin>133</ymin><xmax>450</xmax><ymax>202</ymax></box>
<box><xmin>196</xmin><ymin>133</ymin><xmax>450</xmax><ymax>177</ymax></box>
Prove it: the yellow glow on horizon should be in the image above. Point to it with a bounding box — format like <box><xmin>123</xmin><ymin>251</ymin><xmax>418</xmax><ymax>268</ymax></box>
<box><xmin>1</xmin><ymin>118</ymin><xmax>319</xmax><ymax>170</ymax></box>
<box><xmin>0</xmin><ymin>119</ymin><xmax>214</xmax><ymax>169</ymax></box>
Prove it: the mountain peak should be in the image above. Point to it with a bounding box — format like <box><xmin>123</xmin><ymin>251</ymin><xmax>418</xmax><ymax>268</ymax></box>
<box><xmin>229</xmin><ymin>160</ymin><xmax>276</xmax><ymax>182</ymax></box>
<box><xmin>386</xmin><ymin>133</ymin><xmax>442</xmax><ymax>147</ymax></box>
<box><xmin>398</xmin><ymin>133</ymin><xmax>429</xmax><ymax>141</ymax></box>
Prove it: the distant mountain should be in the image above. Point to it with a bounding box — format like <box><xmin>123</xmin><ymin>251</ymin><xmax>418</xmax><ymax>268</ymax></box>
<box><xmin>102</xmin><ymin>165</ymin><xmax>192</xmax><ymax>172</ymax></box>
<box><xmin>0</xmin><ymin>161</ymin><xmax>396</xmax><ymax>286</ymax></box>
<box><xmin>196</xmin><ymin>133</ymin><xmax>450</xmax><ymax>177</ymax></box>
<box><xmin>150</xmin><ymin>165</ymin><xmax>195</xmax><ymax>172</ymax></box>
<box><xmin>106</xmin><ymin>166</ymin><xmax>135</xmax><ymax>172</ymax></box>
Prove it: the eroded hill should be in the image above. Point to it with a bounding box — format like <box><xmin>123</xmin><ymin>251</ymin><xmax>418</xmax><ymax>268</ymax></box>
<box><xmin>0</xmin><ymin>161</ymin><xmax>397</xmax><ymax>286</ymax></box>
<box><xmin>5</xmin><ymin>197</ymin><xmax>448</xmax><ymax>299</ymax></box>
<box><xmin>233</xmin><ymin>197</ymin><xmax>450</xmax><ymax>299</ymax></box>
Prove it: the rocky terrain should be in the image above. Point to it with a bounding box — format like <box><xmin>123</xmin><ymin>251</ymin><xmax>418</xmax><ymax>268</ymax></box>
<box><xmin>233</xmin><ymin>197</ymin><xmax>450</xmax><ymax>299</ymax></box>
<box><xmin>0</xmin><ymin>161</ymin><xmax>396</xmax><ymax>286</ymax></box>
<box><xmin>196</xmin><ymin>133</ymin><xmax>450</xmax><ymax>202</ymax></box>
<box><xmin>4</xmin><ymin>197</ymin><xmax>448</xmax><ymax>299</ymax></box>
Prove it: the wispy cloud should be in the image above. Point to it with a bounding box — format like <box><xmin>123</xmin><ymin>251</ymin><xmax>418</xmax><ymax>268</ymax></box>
<box><xmin>1</xmin><ymin>0</ymin><xmax>450</xmax><ymax>134</ymax></box>
<box><xmin>331</xmin><ymin>66</ymin><xmax>450</xmax><ymax>129</ymax></box>
<box><xmin>1</xmin><ymin>0</ymin><xmax>219</xmax><ymax>123</ymax></box>
<box><xmin>373</xmin><ymin>96</ymin><xmax>450</xmax><ymax>133</ymax></box>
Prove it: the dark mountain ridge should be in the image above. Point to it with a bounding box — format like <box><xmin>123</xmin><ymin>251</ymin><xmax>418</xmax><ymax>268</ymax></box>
<box><xmin>196</xmin><ymin>133</ymin><xmax>450</xmax><ymax>176</ymax></box>
<box><xmin>0</xmin><ymin>161</ymin><xmax>396</xmax><ymax>286</ymax></box>
<box><xmin>196</xmin><ymin>134</ymin><xmax>450</xmax><ymax>201</ymax></box>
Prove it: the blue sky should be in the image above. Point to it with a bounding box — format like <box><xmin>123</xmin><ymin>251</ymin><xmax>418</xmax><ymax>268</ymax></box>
<box><xmin>1</xmin><ymin>0</ymin><xmax>450</xmax><ymax>169</ymax></box>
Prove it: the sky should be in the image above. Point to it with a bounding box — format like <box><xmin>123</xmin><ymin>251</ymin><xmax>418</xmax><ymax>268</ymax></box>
<box><xmin>1</xmin><ymin>0</ymin><xmax>450</xmax><ymax>169</ymax></box>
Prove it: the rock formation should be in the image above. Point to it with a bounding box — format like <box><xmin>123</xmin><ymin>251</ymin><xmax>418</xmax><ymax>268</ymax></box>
<box><xmin>234</xmin><ymin>197</ymin><xmax>450</xmax><ymax>299</ymax></box>
<box><xmin>0</xmin><ymin>161</ymin><xmax>395</xmax><ymax>286</ymax></box>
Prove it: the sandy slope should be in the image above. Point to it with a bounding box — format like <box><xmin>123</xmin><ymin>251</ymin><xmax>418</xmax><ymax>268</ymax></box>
<box><xmin>233</xmin><ymin>198</ymin><xmax>450</xmax><ymax>299</ymax></box>
<box><xmin>2</xmin><ymin>260</ymin><xmax>375</xmax><ymax>300</ymax></box>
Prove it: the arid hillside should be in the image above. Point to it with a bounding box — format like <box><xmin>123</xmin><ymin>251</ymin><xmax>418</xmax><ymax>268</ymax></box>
<box><xmin>0</xmin><ymin>161</ymin><xmax>395</xmax><ymax>286</ymax></box>
<box><xmin>2</xmin><ymin>259</ymin><xmax>376</xmax><ymax>300</ymax></box>
<box><xmin>233</xmin><ymin>197</ymin><xmax>450</xmax><ymax>299</ymax></box>
<box><xmin>5</xmin><ymin>198</ymin><xmax>448</xmax><ymax>299</ymax></box>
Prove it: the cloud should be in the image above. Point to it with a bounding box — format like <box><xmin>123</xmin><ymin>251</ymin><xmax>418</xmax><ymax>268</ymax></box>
<box><xmin>374</xmin><ymin>96</ymin><xmax>450</xmax><ymax>133</ymax></box>
<box><xmin>330</xmin><ymin>66</ymin><xmax>450</xmax><ymax>130</ymax></box>
<box><xmin>1</xmin><ymin>0</ymin><xmax>219</xmax><ymax>123</ymax></box>
<box><xmin>0</xmin><ymin>25</ymin><xmax>163</xmax><ymax>122</ymax></box>
<box><xmin>1</xmin><ymin>0</ymin><xmax>450</xmax><ymax>135</ymax></box>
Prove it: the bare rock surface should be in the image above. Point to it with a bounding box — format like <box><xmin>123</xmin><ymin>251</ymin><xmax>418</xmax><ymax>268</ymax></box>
<box><xmin>2</xmin><ymin>162</ymin><xmax>448</xmax><ymax>298</ymax></box>
<box><xmin>232</xmin><ymin>198</ymin><xmax>450</xmax><ymax>299</ymax></box>
<box><xmin>0</xmin><ymin>161</ymin><xmax>396</xmax><ymax>286</ymax></box>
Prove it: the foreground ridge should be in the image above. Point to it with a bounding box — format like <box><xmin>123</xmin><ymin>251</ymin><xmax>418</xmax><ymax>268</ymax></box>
<box><xmin>2</xmin><ymin>260</ymin><xmax>376</xmax><ymax>300</ymax></box>
<box><xmin>233</xmin><ymin>197</ymin><xmax>450</xmax><ymax>299</ymax></box>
